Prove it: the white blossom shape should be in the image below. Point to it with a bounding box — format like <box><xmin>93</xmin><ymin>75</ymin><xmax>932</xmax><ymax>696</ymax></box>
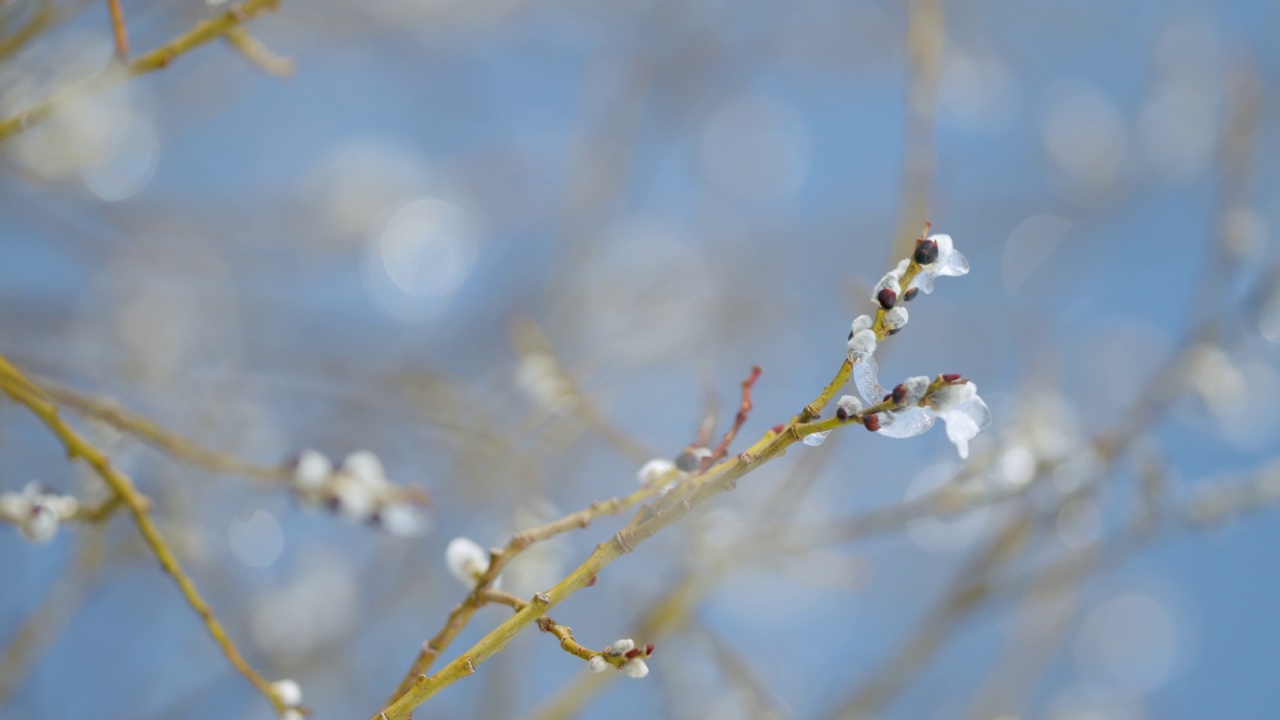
<box><xmin>620</xmin><ymin>658</ymin><xmax>650</xmax><ymax>678</ymax></box>
<box><xmin>588</xmin><ymin>655</ymin><xmax>609</xmax><ymax>673</ymax></box>
<box><xmin>290</xmin><ymin>450</ymin><xmax>332</xmax><ymax>493</ymax></box>
<box><xmin>339</xmin><ymin>450</ymin><xmax>388</xmax><ymax>487</ymax></box>
<box><xmin>908</xmin><ymin>234</ymin><xmax>969</xmax><ymax>295</ymax></box>
<box><xmin>852</xmin><ymin>359</ymin><xmax>990</xmax><ymax>457</ymax></box>
<box><xmin>445</xmin><ymin>536</ymin><xmax>492</xmax><ymax>587</ymax></box>
<box><xmin>270</xmin><ymin>679</ymin><xmax>303</xmax><ymax>707</ymax></box>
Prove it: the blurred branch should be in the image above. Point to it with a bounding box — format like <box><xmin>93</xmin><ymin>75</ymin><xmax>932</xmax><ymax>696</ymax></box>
<box><xmin>33</xmin><ymin>373</ymin><xmax>282</xmax><ymax>482</ymax></box>
<box><xmin>105</xmin><ymin>0</ymin><xmax>127</xmax><ymax>59</ymax></box>
<box><xmin>0</xmin><ymin>0</ymin><xmax>284</xmax><ymax>143</ymax></box>
<box><xmin>225</xmin><ymin>26</ymin><xmax>295</xmax><ymax>76</ymax></box>
<box><xmin>889</xmin><ymin>0</ymin><xmax>943</xmax><ymax>263</ymax></box>
<box><xmin>0</xmin><ymin>355</ymin><xmax>288</xmax><ymax>715</ymax></box>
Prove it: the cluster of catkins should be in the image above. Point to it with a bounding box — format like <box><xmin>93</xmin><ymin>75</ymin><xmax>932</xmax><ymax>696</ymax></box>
<box><xmin>0</xmin><ymin>482</ymin><xmax>79</xmax><ymax>544</ymax></box>
<box><xmin>588</xmin><ymin>638</ymin><xmax>655</xmax><ymax>679</ymax></box>
<box><xmin>831</xmin><ymin>233</ymin><xmax>991</xmax><ymax>459</ymax></box>
<box><xmin>287</xmin><ymin>450</ymin><xmax>429</xmax><ymax>536</ymax></box>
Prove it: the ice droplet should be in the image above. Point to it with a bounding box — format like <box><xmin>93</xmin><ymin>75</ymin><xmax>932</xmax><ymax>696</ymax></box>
<box><xmin>853</xmin><ymin>355</ymin><xmax>886</xmax><ymax>405</ymax></box>
<box><xmin>802</xmin><ymin>430</ymin><xmax>830</xmax><ymax>447</ymax></box>
<box><xmin>877</xmin><ymin>406</ymin><xmax>937</xmax><ymax>439</ymax></box>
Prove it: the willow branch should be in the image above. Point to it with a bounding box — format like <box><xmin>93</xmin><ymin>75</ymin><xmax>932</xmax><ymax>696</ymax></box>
<box><xmin>0</xmin><ymin>355</ymin><xmax>286</xmax><ymax>714</ymax></box>
<box><xmin>0</xmin><ymin>0</ymin><xmax>284</xmax><ymax>143</ymax></box>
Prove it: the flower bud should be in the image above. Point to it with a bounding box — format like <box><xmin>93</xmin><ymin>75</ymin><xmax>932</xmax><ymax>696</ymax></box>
<box><xmin>588</xmin><ymin>655</ymin><xmax>609</xmax><ymax>673</ymax></box>
<box><xmin>877</xmin><ymin>287</ymin><xmax>897</xmax><ymax>309</ymax></box>
<box><xmin>903</xmin><ymin>287</ymin><xmax>919</xmax><ymax>302</ymax></box>
<box><xmin>914</xmin><ymin>238</ymin><xmax>939</xmax><ymax>265</ymax></box>
<box><xmin>835</xmin><ymin>395</ymin><xmax>863</xmax><ymax>421</ymax></box>
<box><xmin>620</xmin><ymin>658</ymin><xmax>649</xmax><ymax>679</ymax></box>
<box><xmin>941</xmin><ymin>373</ymin><xmax>962</xmax><ymax>382</ymax></box>
<box><xmin>891</xmin><ymin>383</ymin><xmax>908</xmax><ymax>405</ymax></box>
<box><xmin>863</xmin><ymin>414</ymin><xmax>881</xmax><ymax>431</ymax></box>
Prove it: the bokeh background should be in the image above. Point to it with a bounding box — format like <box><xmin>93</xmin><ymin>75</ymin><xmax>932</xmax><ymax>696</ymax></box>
<box><xmin>2</xmin><ymin>0</ymin><xmax>1280</xmax><ymax>718</ymax></box>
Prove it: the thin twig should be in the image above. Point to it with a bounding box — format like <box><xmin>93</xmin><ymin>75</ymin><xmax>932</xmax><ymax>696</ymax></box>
<box><xmin>224</xmin><ymin>26</ymin><xmax>294</xmax><ymax>76</ymax></box>
<box><xmin>0</xmin><ymin>355</ymin><xmax>286</xmax><ymax>714</ymax></box>
<box><xmin>700</xmin><ymin>365</ymin><xmax>761</xmax><ymax>471</ymax></box>
<box><xmin>105</xmin><ymin>0</ymin><xmax>128</xmax><ymax>59</ymax></box>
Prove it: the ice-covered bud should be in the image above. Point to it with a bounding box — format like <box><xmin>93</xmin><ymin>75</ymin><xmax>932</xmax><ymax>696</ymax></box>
<box><xmin>901</xmin><ymin>376</ymin><xmax>930</xmax><ymax>406</ymax></box>
<box><xmin>271</xmin><ymin>679</ymin><xmax>302</xmax><ymax>707</ymax></box>
<box><xmin>605</xmin><ymin>638</ymin><xmax>635</xmax><ymax>657</ymax></box>
<box><xmin>588</xmin><ymin>655</ymin><xmax>609</xmax><ymax>673</ymax></box>
<box><xmin>289</xmin><ymin>449</ymin><xmax>332</xmax><ymax>493</ymax></box>
<box><xmin>883</xmin><ymin>306</ymin><xmax>908</xmax><ymax>334</ymax></box>
<box><xmin>873</xmin><ymin>273</ymin><xmax>902</xmax><ymax>309</ymax></box>
<box><xmin>863</xmin><ymin>414</ymin><xmax>881</xmax><ymax>431</ymax></box>
<box><xmin>847</xmin><ymin>329</ymin><xmax>877</xmax><ymax>358</ymax></box>
<box><xmin>19</xmin><ymin>500</ymin><xmax>59</xmax><ymax>544</ymax></box>
<box><xmin>637</xmin><ymin>459</ymin><xmax>677</xmax><ymax>485</ymax></box>
<box><xmin>914</xmin><ymin>237</ymin><xmax>939</xmax><ymax>265</ymax></box>
<box><xmin>930</xmin><ymin>381</ymin><xmax>978</xmax><ymax>412</ymax></box>
<box><xmin>620</xmin><ymin>658</ymin><xmax>650</xmax><ymax>678</ymax></box>
<box><xmin>835</xmin><ymin>395</ymin><xmax>864</xmax><ymax>421</ymax></box>
<box><xmin>339</xmin><ymin>450</ymin><xmax>387</xmax><ymax>487</ymax></box>
<box><xmin>445</xmin><ymin>537</ymin><xmax>491</xmax><ymax>587</ymax></box>
<box><xmin>927</xmin><ymin>381</ymin><xmax>990</xmax><ymax>459</ymax></box>
<box><xmin>907</xmin><ymin>234</ymin><xmax>969</xmax><ymax>295</ymax></box>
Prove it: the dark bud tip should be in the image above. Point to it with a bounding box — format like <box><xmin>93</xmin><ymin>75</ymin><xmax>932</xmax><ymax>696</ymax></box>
<box><xmin>914</xmin><ymin>238</ymin><xmax>939</xmax><ymax>265</ymax></box>
<box><xmin>877</xmin><ymin>287</ymin><xmax>897</xmax><ymax>309</ymax></box>
<box><xmin>771</xmin><ymin>423</ymin><xmax>785</xmax><ymax>435</ymax></box>
<box><xmin>941</xmin><ymin>373</ymin><xmax>962</xmax><ymax>382</ymax></box>
<box><xmin>863</xmin><ymin>414</ymin><xmax>881</xmax><ymax>431</ymax></box>
<box><xmin>903</xmin><ymin>287</ymin><xmax>919</xmax><ymax>302</ymax></box>
<box><xmin>892</xmin><ymin>383</ymin><xmax>908</xmax><ymax>404</ymax></box>
<box><xmin>882</xmin><ymin>393</ymin><xmax>893</xmax><ymax>402</ymax></box>
<box><xmin>674</xmin><ymin>450</ymin><xmax>699</xmax><ymax>472</ymax></box>
<box><xmin>625</xmin><ymin>648</ymin><xmax>642</xmax><ymax>659</ymax></box>
<box><xmin>586</xmin><ymin>573</ymin><xmax>598</xmax><ymax>587</ymax></box>
<box><xmin>848</xmin><ymin>330</ymin><xmax>855</xmax><ymax>340</ymax></box>
<box><xmin>887</xmin><ymin>326</ymin><xmax>902</xmax><ymax>336</ymax></box>
<box><xmin>836</xmin><ymin>407</ymin><xmax>849</xmax><ymax>421</ymax></box>
<box><xmin>646</xmin><ymin>643</ymin><xmax>655</xmax><ymax>656</ymax></box>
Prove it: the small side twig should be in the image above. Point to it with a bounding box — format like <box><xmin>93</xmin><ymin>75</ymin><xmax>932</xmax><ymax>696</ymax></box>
<box><xmin>700</xmin><ymin>365</ymin><xmax>761</xmax><ymax>471</ymax></box>
<box><xmin>105</xmin><ymin>0</ymin><xmax>129</xmax><ymax>59</ymax></box>
<box><xmin>224</xmin><ymin>26</ymin><xmax>294</xmax><ymax>76</ymax></box>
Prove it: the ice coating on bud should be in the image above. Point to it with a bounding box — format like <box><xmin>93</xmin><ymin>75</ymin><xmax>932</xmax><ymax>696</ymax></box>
<box><xmin>836</xmin><ymin>394</ymin><xmax>863</xmax><ymax>421</ymax></box>
<box><xmin>801</xmin><ymin>430</ymin><xmax>830</xmax><ymax>447</ymax></box>
<box><xmin>588</xmin><ymin>655</ymin><xmax>609</xmax><ymax>673</ymax></box>
<box><xmin>902</xmin><ymin>376</ymin><xmax>930</xmax><ymax>406</ymax></box>
<box><xmin>875</xmin><ymin>406</ymin><xmax>936</xmax><ymax>439</ymax></box>
<box><xmin>883</xmin><ymin>306</ymin><xmax>908</xmax><ymax>333</ymax></box>
<box><xmin>930</xmin><ymin>381</ymin><xmax>978</xmax><ymax>412</ymax></box>
<box><xmin>853</xmin><ymin>353</ymin><xmax>886</xmax><ymax>404</ymax></box>
<box><xmin>848</xmin><ymin>329</ymin><xmax>878</xmax><ymax>359</ymax></box>
<box><xmin>620</xmin><ymin>658</ymin><xmax>650</xmax><ymax>678</ymax></box>
<box><xmin>908</xmin><ymin>233</ymin><xmax>969</xmax><ymax>295</ymax></box>
<box><xmin>445</xmin><ymin>537</ymin><xmax>491</xmax><ymax>587</ymax></box>
<box><xmin>873</xmin><ymin>273</ymin><xmax>902</xmax><ymax>309</ymax></box>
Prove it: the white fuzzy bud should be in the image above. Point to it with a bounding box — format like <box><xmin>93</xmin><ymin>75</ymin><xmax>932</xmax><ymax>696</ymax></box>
<box><xmin>931</xmin><ymin>381</ymin><xmax>978</xmax><ymax>412</ymax></box>
<box><xmin>0</xmin><ymin>492</ymin><xmax>30</xmax><ymax>523</ymax></box>
<box><xmin>19</xmin><ymin>500</ymin><xmax>59</xmax><ymax>544</ymax></box>
<box><xmin>902</xmin><ymin>376</ymin><xmax>930</xmax><ymax>406</ymax></box>
<box><xmin>445</xmin><ymin>537</ymin><xmax>491</xmax><ymax>587</ymax></box>
<box><xmin>605</xmin><ymin>638</ymin><xmax>635</xmax><ymax>656</ymax></box>
<box><xmin>588</xmin><ymin>655</ymin><xmax>609</xmax><ymax>673</ymax></box>
<box><xmin>620</xmin><ymin>658</ymin><xmax>649</xmax><ymax>678</ymax></box>
<box><xmin>851</xmin><ymin>314</ymin><xmax>873</xmax><ymax>335</ymax></box>
<box><xmin>326</xmin><ymin>474</ymin><xmax>378</xmax><ymax>522</ymax></box>
<box><xmin>636</xmin><ymin>459</ymin><xmax>677</xmax><ymax>485</ymax></box>
<box><xmin>271</xmin><ymin>679</ymin><xmax>302</xmax><ymax>707</ymax></box>
<box><xmin>836</xmin><ymin>395</ymin><xmax>863</xmax><ymax>419</ymax></box>
<box><xmin>847</xmin><ymin>329</ymin><xmax>878</xmax><ymax>357</ymax></box>
<box><xmin>883</xmin><ymin>306</ymin><xmax>908</xmax><ymax>332</ymax></box>
<box><xmin>340</xmin><ymin>450</ymin><xmax>387</xmax><ymax>487</ymax></box>
<box><xmin>291</xmin><ymin>450</ymin><xmax>332</xmax><ymax>492</ymax></box>
<box><xmin>378</xmin><ymin>502</ymin><xmax>428</xmax><ymax>537</ymax></box>
<box><xmin>873</xmin><ymin>272</ymin><xmax>902</xmax><ymax>303</ymax></box>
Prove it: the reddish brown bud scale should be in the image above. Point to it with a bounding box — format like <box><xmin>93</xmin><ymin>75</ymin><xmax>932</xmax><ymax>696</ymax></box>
<box><xmin>903</xmin><ymin>287</ymin><xmax>919</xmax><ymax>302</ymax></box>
<box><xmin>586</xmin><ymin>573</ymin><xmax>598</xmax><ymax>587</ymax></box>
<box><xmin>877</xmin><ymin>287</ymin><xmax>897</xmax><ymax>309</ymax></box>
<box><xmin>863</xmin><ymin>414</ymin><xmax>881</xmax><ymax>431</ymax></box>
<box><xmin>887</xmin><ymin>326</ymin><xmax>902</xmax><ymax>336</ymax></box>
<box><xmin>882</xmin><ymin>393</ymin><xmax>892</xmax><ymax>402</ymax></box>
<box><xmin>645</xmin><ymin>643</ymin><xmax>656</xmax><ymax>656</ymax></box>
<box><xmin>836</xmin><ymin>407</ymin><xmax>850</xmax><ymax>421</ymax></box>
<box><xmin>892</xmin><ymin>383</ymin><xmax>908</xmax><ymax>404</ymax></box>
<box><xmin>625</xmin><ymin>648</ymin><xmax>642</xmax><ymax>659</ymax></box>
<box><xmin>941</xmin><ymin>373</ymin><xmax>962</xmax><ymax>382</ymax></box>
<box><xmin>914</xmin><ymin>238</ymin><xmax>939</xmax><ymax>265</ymax></box>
